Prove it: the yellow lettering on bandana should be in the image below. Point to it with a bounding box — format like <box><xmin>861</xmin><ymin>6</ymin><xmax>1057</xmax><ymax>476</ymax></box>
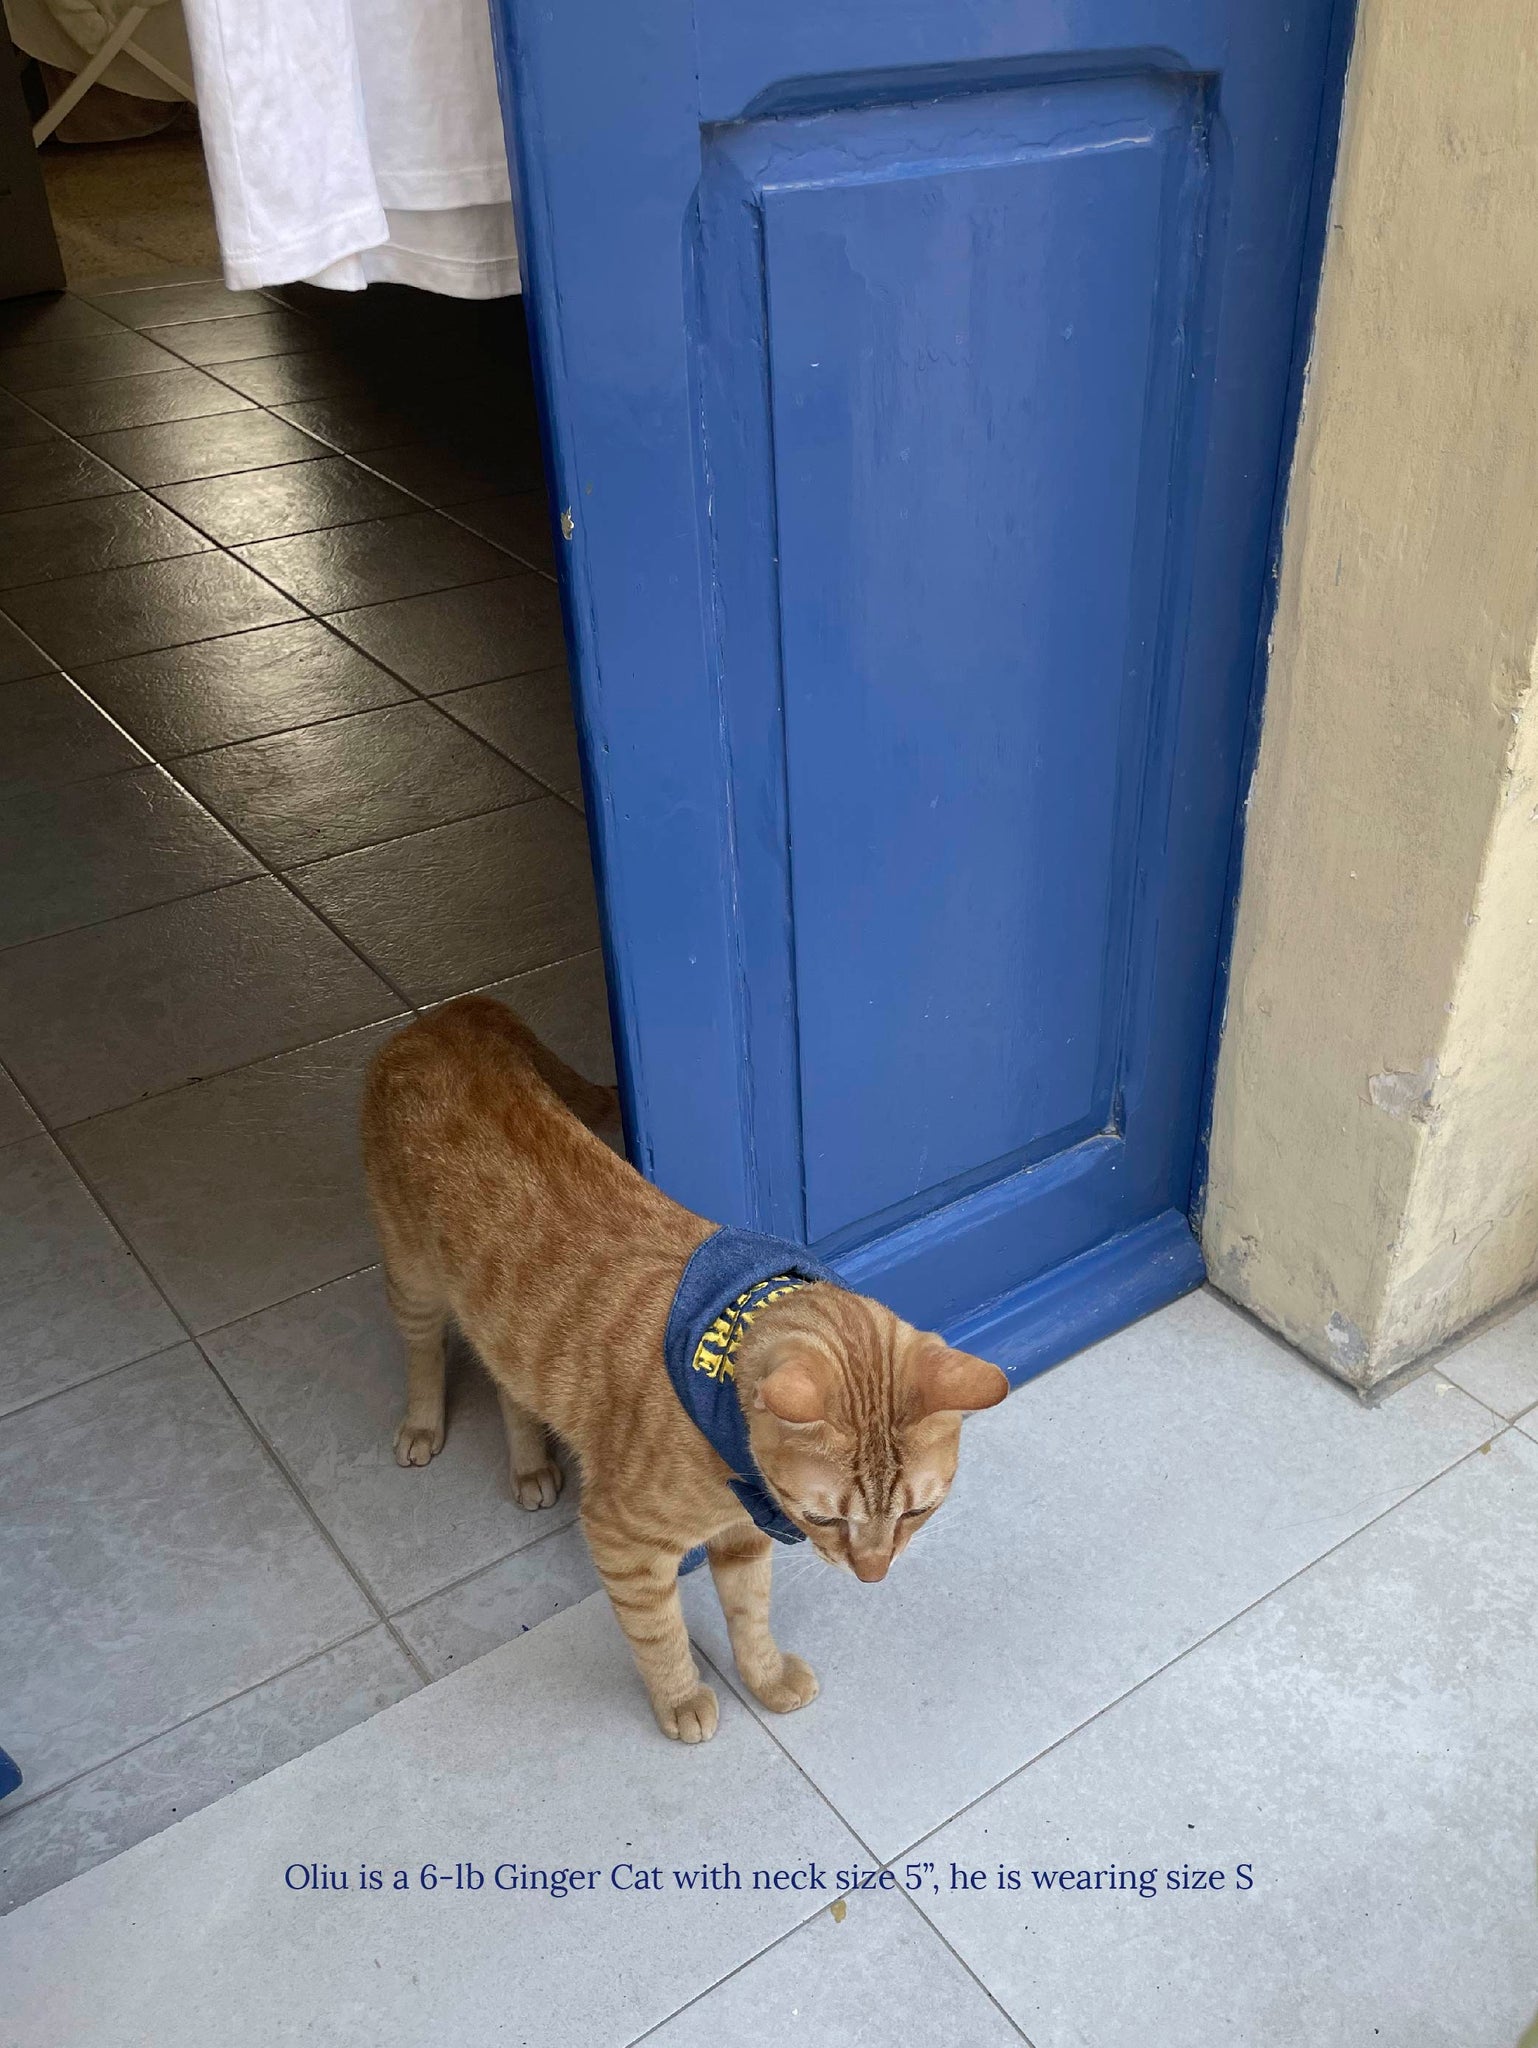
<box><xmin>690</xmin><ymin>1276</ymin><xmax>806</xmax><ymax>1381</ymax></box>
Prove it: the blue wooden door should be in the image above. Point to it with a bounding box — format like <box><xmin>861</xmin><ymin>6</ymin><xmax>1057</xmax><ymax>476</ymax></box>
<box><xmin>490</xmin><ymin>3</ymin><xmax>1344</xmax><ymax>1379</ymax></box>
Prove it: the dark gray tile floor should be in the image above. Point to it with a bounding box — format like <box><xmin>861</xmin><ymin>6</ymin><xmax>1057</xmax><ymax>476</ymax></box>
<box><xmin>26</xmin><ymin>368</ymin><xmax>255</xmax><ymax>439</ymax></box>
<box><xmin>0</xmin><ymin>495</ymin><xmax>211</xmax><ymax>590</ymax></box>
<box><xmin>0</xmin><ymin>273</ymin><xmax>612</xmax><ymax>1916</ymax></box>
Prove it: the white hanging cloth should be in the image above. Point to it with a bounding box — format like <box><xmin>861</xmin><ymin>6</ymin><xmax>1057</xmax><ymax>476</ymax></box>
<box><xmin>179</xmin><ymin>0</ymin><xmax>520</xmax><ymax>297</ymax></box>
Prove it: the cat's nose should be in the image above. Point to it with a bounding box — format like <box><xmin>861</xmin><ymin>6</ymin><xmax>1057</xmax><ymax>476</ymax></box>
<box><xmin>852</xmin><ymin>1553</ymin><xmax>890</xmax><ymax>1583</ymax></box>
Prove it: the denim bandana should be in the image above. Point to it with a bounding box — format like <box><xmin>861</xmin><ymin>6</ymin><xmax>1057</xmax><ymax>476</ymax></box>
<box><xmin>663</xmin><ymin>1226</ymin><xmax>839</xmax><ymax>1550</ymax></box>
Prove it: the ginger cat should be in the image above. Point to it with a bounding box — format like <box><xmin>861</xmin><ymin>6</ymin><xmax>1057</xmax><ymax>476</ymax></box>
<box><xmin>361</xmin><ymin>997</ymin><xmax>1007</xmax><ymax>1742</ymax></box>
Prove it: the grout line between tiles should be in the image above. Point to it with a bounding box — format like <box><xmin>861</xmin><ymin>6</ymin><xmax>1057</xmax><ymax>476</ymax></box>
<box><xmin>668</xmin><ymin>1427</ymin><xmax>1517</xmax><ymax>2037</ymax></box>
<box><xmin>263</xmin><ymin>780</ymin><xmax>546</xmax><ymax>875</ymax></box>
<box><xmin>2</xmin><ymin>579</ymin><xmax>574</xmax><ymax>825</ymax></box>
<box><xmin>1408</xmin><ymin>1375</ymin><xmax>1510</xmax><ymax>1432</ymax></box>
<box><xmin>0</xmin><ymin>859</ymin><xmax>283</xmax><ymax>964</ymax></box>
<box><xmin>39</xmin><ymin>995</ymin><xmax>411</xmax><ymax>1134</ymax></box>
<box><xmin>5</xmin><ymin>716</ymin><xmax>435</xmax><ymax>1011</ymax></box>
<box><xmin>129</xmin><ymin>413</ymin><xmax>556</xmax><ymax>578</ymax></box>
<box><xmin>11</xmin><ymin>920</ymin><xmax>598</xmax><ymax>1144</ymax></box>
<box><xmin>0</xmin><ymin>733</ymin><xmax>578</xmax><ymax>1016</ymax></box>
<box><xmin>1</xmin><ymin>366</ymin><xmax>571</xmax><ymax>804</ymax></box>
<box><xmin>193</xmin><ymin>1337</ymin><xmax>434</xmax><ymax>1686</ymax></box>
<box><xmin>129</xmin><ymin>725</ymin><xmax>537</xmax><ymax>1014</ymax></box>
<box><xmin>0</xmin><ymin>379</ymin><xmax>234</xmax><ymax>497</ymax></box>
<box><xmin>196</xmin><ymin>1322</ymin><xmax>584</xmax><ymax>1682</ymax></box>
<box><xmin>70</xmin><ymin>283</ymin><xmax>225</xmax><ymax>310</ymax></box>
<box><xmin>429</xmin><ymin>682</ymin><xmax>583</xmax><ymax>808</ymax></box>
<box><xmin>623</xmin><ymin>1873</ymin><xmax>1035</xmax><ymax>2048</ymax></box>
<box><xmin>41</xmin><ymin>1120</ymin><xmax>207</xmax><ymax>1314</ymax></box>
<box><xmin>888</xmin><ymin>1884</ymin><xmax>1041</xmax><ymax>2047</ymax></box>
<box><xmin>387</xmin><ymin>1508</ymin><xmax>587</xmax><ymax>1632</ymax></box>
<box><xmin>45</xmin><ymin>1012</ymin><xmax>400</xmax><ymax>1146</ymax></box>
<box><xmin>143</xmin><ymin>475</ymin><xmax>421</xmax><ymax>549</ymax></box>
<box><xmin>0</xmin><ymin>355</ymin><xmax>226</xmax><ymax>398</ymax></box>
<box><xmin>0</xmin><ymin>1059</ymin><xmax>193</xmax><ymax>1345</ymax></box>
<box><xmin>25</xmin><ymin>926</ymin><xmax>601</xmax><ymax>1134</ymax></box>
<box><xmin>0</xmin><ymin>1620</ymin><xmax>392</xmax><ymax>1828</ymax></box>
<box><xmin>190</xmin><ymin>1259</ymin><xmax>383</xmax><ymax>1339</ymax></box>
<box><xmin>149</xmin><ymin>684</ymin><xmax>557</xmax><ymax>772</ymax></box>
<box><xmin>0</xmin><ymin>360</ymin><xmax>548</xmax><ymax>602</ymax></box>
<box><xmin>188</xmin><ymin>343</ymin><xmax>554</xmax><ymax>568</ymax></box>
<box><xmin>17</xmin><ymin>1078</ymin><xmax>431</xmax><ymax>1692</ymax></box>
<box><xmin>618</xmin><ymin>1901</ymin><xmax>840</xmax><ymax>2048</ymax></box>
<box><xmin>24</xmin><ymin>668</ymin><xmax>162</xmax><ymax>762</ymax></box>
<box><xmin>1</xmin><ymin>935</ymin><xmax>432</xmax><ymax>1812</ymax></box>
<box><xmin>645</xmin><ymin>1635</ymin><xmax>1036</xmax><ymax>2048</ymax></box>
<box><xmin>885</xmin><ymin>1427</ymin><xmax>1513</xmax><ymax>1883</ymax></box>
<box><xmin>0</xmin><ymin>610</ymin><xmax>54</xmax><ymax>676</ymax></box>
<box><xmin>0</xmin><ymin>536</ymin><xmax>214</xmax><ymax>602</ymax></box>
<box><xmin>227</xmin><ymin>548</ymin><xmax>522</xmax><ymax>623</ymax></box>
<box><xmin>0</xmin><ymin>1335</ymin><xmax>193</xmax><ymax>1427</ymax></box>
<box><xmin>268</xmin><ymin>813</ymin><xmax>586</xmax><ymax>1006</ymax></box>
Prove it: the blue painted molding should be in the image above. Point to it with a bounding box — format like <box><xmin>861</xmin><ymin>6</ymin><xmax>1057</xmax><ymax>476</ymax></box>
<box><xmin>1190</xmin><ymin>0</ymin><xmax>1361</xmax><ymax>1229</ymax></box>
<box><xmin>938</xmin><ymin>1207</ymin><xmax>1206</xmax><ymax>1385</ymax></box>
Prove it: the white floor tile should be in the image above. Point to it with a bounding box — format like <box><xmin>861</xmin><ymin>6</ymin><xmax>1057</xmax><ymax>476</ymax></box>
<box><xmin>918</xmin><ymin>1432</ymin><xmax>1538</xmax><ymax>2048</ymax></box>
<box><xmin>634</xmin><ymin>1886</ymin><xmax>1024</xmax><ymax>2046</ymax></box>
<box><xmin>0</xmin><ymin>1596</ymin><xmax>866</xmax><ymax>2048</ymax></box>
<box><xmin>683</xmin><ymin>1289</ymin><xmax>1497</xmax><ymax>1857</ymax></box>
<box><xmin>64</xmin><ymin>1021</ymin><xmax>398</xmax><ymax>1333</ymax></box>
<box><xmin>394</xmin><ymin>1521</ymin><xmax>600</xmax><ymax>1679</ymax></box>
<box><xmin>0</xmin><ymin>1134</ymin><xmax>180</xmax><ymax>1416</ymax></box>
<box><xmin>0</xmin><ymin>1347</ymin><xmax>375</xmax><ymax>1803</ymax></box>
<box><xmin>0</xmin><ymin>1629</ymin><xmax>418</xmax><ymax>1913</ymax></box>
<box><xmin>1437</xmin><ymin>1295</ymin><xmax>1538</xmax><ymax>1421</ymax></box>
<box><xmin>202</xmin><ymin>1268</ymin><xmax>578</xmax><ymax>1609</ymax></box>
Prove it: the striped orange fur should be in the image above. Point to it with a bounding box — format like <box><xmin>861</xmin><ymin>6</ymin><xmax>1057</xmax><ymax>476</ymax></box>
<box><xmin>361</xmin><ymin>997</ymin><xmax>1006</xmax><ymax>1742</ymax></box>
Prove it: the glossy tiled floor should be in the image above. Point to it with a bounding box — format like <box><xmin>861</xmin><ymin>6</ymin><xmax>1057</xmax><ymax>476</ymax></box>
<box><xmin>0</xmin><ymin>272</ymin><xmax>615</xmax><ymax>1911</ymax></box>
<box><xmin>5</xmin><ymin>1288</ymin><xmax>1538</xmax><ymax>2046</ymax></box>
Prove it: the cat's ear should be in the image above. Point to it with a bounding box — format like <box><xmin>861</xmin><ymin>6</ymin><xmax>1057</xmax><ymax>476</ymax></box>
<box><xmin>910</xmin><ymin>1343</ymin><xmax>1009</xmax><ymax>1417</ymax></box>
<box><xmin>754</xmin><ymin>1358</ymin><xmax>826</xmax><ymax>1423</ymax></box>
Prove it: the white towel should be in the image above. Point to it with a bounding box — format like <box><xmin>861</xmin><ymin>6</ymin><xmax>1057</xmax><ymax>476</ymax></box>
<box><xmin>180</xmin><ymin>0</ymin><xmax>520</xmax><ymax>297</ymax></box>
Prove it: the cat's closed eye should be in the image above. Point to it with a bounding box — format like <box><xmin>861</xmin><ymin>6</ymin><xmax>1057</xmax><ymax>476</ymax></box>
<box><xmin>804</xmin><ymin>1504</ymin><xmax>934</xmax><ymax>1527</ymax></box>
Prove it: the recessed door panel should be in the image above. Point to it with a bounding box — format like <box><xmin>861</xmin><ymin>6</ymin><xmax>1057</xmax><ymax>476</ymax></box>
<box><xmin>722</xmin><ymin>81</ymin><xmax>1204</xmax><ymax>1244</ymax></box>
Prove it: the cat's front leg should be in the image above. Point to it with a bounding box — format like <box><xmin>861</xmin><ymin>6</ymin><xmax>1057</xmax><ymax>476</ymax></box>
<box><xmin>583</xmin><ymin>1507</ymin><xmax>718</xmax><ymax>1743</ymax></box>
<box><xmin>706</xmin><ymin>1523</ymin><xmax>819</xmax><ymax>1715</ymax></box>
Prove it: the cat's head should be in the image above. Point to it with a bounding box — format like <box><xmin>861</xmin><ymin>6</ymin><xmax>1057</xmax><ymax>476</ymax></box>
<box><xmin>742</xmin><ymin>1285</ymin><xmax>1007</xmax><ymax>1581</ymax></box>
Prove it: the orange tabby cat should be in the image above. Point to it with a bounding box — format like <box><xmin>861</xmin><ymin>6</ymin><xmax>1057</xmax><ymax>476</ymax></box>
<box><xmin>361</xmin><ymin>996</ymin><xmax>1007</xmax><ymax>1742</ymax></box>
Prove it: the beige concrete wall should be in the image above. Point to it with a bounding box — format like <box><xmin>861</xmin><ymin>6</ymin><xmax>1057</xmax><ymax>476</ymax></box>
<box><xmin>1202</xmin><ymin>0</ymin><xmax>1538</xmax><ymax>1388</ymax></box>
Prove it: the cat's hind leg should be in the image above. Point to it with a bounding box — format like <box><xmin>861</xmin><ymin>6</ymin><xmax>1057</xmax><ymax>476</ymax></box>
<box><xmin>497</xmin><ymin>1388</ymin><xmax>564</xmax><ymax>1510</ymax></box>
<box><xmin>707</xmin><ymin>1523</ymin><xmax>818</xmax><ymax>1714</ymax></box>
<box><xmin>384</xmin><ymin>1263</ymin><xmax>448</xmax><ymax>1468</ymax></box>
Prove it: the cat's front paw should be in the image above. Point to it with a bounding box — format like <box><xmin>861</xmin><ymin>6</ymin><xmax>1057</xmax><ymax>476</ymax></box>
<box><xmin>512</xmin><ymin>1461</ymin><xmax>564</xmax><ymax>1510</ymax></box>
<box><xmin>394</xmin><ymin>1420</ymin><xmax>443</xmax><ymax>1467</ymax></box>
<box><xmin>656</xmin><ymin>1683</ymin><xmax>719</xmax><ymax>1744</ymax></box>
<box><xmin>748</xmin><ymin>1653</ymin><xmax>819</xmax><ymax>1715</ymax></box>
